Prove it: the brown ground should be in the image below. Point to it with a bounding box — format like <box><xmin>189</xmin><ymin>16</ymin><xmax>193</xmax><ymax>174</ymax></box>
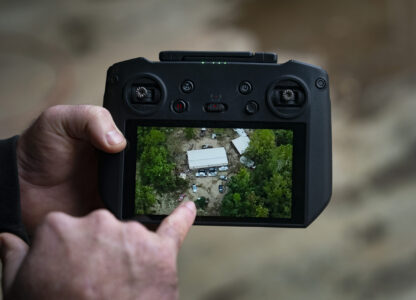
<box><xmin>1</xmin><ymin>1</ymin><xmax>416</xmax><ymax>299</ymax></box>
<box><xmin>155</xmin><ymin>128</ymin><xmax>240</xmax><ymax>215</ymax></box>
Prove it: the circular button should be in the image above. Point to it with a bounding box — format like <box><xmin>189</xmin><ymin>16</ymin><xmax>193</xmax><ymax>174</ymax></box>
<box><xmin>245</xmin><ymin>101</ymin><xmax>258</xmax><ymax>115</ymax></box>
<box><xmin>181</xmin><ymin>80</ymin><xmax>194</xmax><ymax>93</ymax></box>
<box><xmin>239</xmin><ymin>81</ymin><xmax>252</xmax><ymax>95</ymax></box>
<box><xmin>315</xmin><ymin>77</ymin><xmax>327</xmax><ymax>89</ymax></box>
<box><xmin>173</xmin><ymin>100</ymin><xmax>187</xmax><ymax>113</ymax></box>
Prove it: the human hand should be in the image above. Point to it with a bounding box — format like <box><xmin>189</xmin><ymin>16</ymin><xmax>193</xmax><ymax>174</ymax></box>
<box><xmin>0</xmin><ymin>201</ymin><xmax>196</xmax><ymax>300</ymax></box>
<box><xmin>17</xmin><ymin>105</ymin><xmax>126</xmax><ymax>235</ymax></box>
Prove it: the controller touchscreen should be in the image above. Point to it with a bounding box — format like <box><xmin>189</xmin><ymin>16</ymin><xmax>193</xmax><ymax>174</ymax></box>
<box><xmin>135</xmin><ymin>126</ymin><xmax>293</xmax><ymax>219</ymax></box>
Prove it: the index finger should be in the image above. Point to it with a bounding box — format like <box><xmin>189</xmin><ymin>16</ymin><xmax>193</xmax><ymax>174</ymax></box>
<box><xmin>157</xmin><ymin>201</ymin><xmax>196</xmax><ymax>251</ymax></box>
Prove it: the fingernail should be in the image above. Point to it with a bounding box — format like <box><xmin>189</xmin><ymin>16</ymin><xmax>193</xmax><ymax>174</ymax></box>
<box><xmin>184</xmin><ymin>201</ymin><xmax>196</xmax><ymax>211</ymax></box>
<box><xmin>106</xmin><ymin>130</ymin><xmax>124</xmax><ymax>145</ymax></box>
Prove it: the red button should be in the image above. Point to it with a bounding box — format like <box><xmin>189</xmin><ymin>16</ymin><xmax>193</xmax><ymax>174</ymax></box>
<box><xmin>173</xmin><ymin>100</ymin><xmax>187</xmax><ymax>113</ymax></box>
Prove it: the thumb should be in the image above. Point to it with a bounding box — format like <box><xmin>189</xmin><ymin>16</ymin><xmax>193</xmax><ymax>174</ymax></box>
<box><xmin>43</xmin><ymin>105</ymin><xmax>127</xmax><ymax>153</ymax></box>
<box><xmin>0</xmin><ymin>233</ymin><xmax>29</xmax><ymax>294</ymax></box>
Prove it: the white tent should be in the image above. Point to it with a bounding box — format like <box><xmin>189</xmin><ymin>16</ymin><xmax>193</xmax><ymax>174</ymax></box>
<box><xmin>233</xmin><ymin>128</ymin><xmax>247</xmax><ymax>137</ymax></box>
<box><xmin>232</xmin><ymin>136</ymin><xmax>250</xmax><ymax>155</ymax></box>
<box><xmin>187</xmin><ymin>147</ymin><xmax>228</xmax><ymax>170</ymax></box>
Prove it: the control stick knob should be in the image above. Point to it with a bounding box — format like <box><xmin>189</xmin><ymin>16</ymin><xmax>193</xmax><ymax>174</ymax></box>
<box><xmin>136</xmin><ymin>86</ymin><xmax>149</xmax><ymax>98</ymax></box>
<box><xmin>282</xmin><ymin>89</ymin><xmax>295</xmax><ymax>102</ymax></box>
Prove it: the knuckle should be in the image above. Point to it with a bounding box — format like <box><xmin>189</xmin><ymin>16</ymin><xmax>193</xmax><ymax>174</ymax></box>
<box><xmin>90</xmin><ymin>208</ymin><xmax>114</xmax><ymax>220</ymax></box>
<box><xmin>83</xmin><ymin>105</ymin><xmax>111</xmax><ymax>122</ymax></box>
<box><xmin>41</xmin><ymin>105</ymin><xmax>67</xmax><ymax>121</ymax></box>
<box><xmin>42</xmin><ymin>211</ymin><xmax>72</xmax><ymax>234</ymax></box>
<box><xmin>38</xmin><ymin>106</ymin><xmax>63</xmax><ymax>126</ymax></box>
<box><xmin>44</xmin><ymin>211</ymin><xmax>67</xmax><ymax>227</ymax></box>
<box><xmin>125</xmin><ymin>221</ymin><xmax>147</xmax><ymax>235</ymax></box>
<box><xmin>88</xmin><ymin>209</ymin><xmax>117</xmax><ymax>227</ymax></box>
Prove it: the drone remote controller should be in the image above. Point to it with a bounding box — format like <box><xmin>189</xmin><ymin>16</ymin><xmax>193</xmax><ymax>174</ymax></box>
<box><xmin>99</xmin><ymin>51</ymin><xmax>332</xmax><ymax>227</ymax></box>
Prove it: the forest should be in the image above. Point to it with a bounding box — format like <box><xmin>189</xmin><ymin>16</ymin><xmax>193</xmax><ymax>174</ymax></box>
<box><xmin>220</xmin><ymin>129</ymin><xmax>293</xmax><ymax>218</ymax></box>
<box><xmin>135</xmin><ymin>126</ymin><xmax>293</xmax><ymax>219</ymax></box>
<box><xmin>135</xmin><ymin>127</ymin><xmax>187</xmax><ymax>214</ymax></box>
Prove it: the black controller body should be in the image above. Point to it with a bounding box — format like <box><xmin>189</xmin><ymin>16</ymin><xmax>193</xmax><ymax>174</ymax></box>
<box><xmin>100</xmin><ymin>51</ymin><xmax>332</xmax><ymax>227</ymax></box>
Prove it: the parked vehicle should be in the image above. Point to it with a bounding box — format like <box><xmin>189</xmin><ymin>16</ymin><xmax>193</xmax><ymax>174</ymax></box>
<box><xmin>200</xmin><ymin>128</ymin><xmax>206</xmax><ymax>137</ymax></box>
<box><xmin>240</xmin><ymin>156</ymin><xmax>256</xmax><ymax>169</ymax></box>
<box><xmin>219</xmin><ymin>175</ymin><xmax>228</xmax><ymax>181</ymax></box>
<box><xmin>218</xmin><ymin>185</ymin><xmax>224</xmax><ymax>193</ymax></box>
<box><xmin>211</xmin><ymin>133</ymin><xmax>217</xmax><ymax>139</ymax></box>
<box><xmin>218</xmin><ymin>166</ymin><xmax>228</xmax><ymax>172</ymax></box>
<box><xmin>208</xmin><ymin>172</ymin><xmax>217</xmax><ymax>177</ymax></box>
<box><xmin>198</xmin><ymin>168</ymin><xmax>206</xmax><ymax>173</ymax></box>
<box><xmin>208</xmin><ymin>167</ymin><xmax>216</xmax><ymax>173</ymax></box>
<box><xmin>192</xmin><ymin>184</ymin><xmax>197</xmax><ymax>193</ymax></box>
<box><xmin>195</xmin><ymin>172</ymin><xmax>207</xmax><ymax>177</ymax></box>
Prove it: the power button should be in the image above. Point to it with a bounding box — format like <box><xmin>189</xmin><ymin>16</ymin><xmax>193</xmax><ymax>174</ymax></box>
<box><xmin>173</xmin><ymin>100</ymin><xmax>187</xmax><ymax>113</ymax></box>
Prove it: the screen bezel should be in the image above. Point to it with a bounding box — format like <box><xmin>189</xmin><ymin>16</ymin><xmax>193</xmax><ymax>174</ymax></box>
<box><xmin>123</xmin><ymin>120</ymin><xmax>306</xmax><ymax>226</ymax></box>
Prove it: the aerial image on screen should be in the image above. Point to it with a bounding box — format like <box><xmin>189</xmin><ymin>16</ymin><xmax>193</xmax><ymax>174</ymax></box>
<box><xmin>135</xmin><ymin>127</ymin><xmax>293</xmax><ymax>218</ymax></box>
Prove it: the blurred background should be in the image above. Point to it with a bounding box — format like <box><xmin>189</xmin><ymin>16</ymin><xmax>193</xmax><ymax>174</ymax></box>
<box><xmin>1</xmin><ymin>0</ymin><xmax>416</xmax><ymax>299</ymax></box>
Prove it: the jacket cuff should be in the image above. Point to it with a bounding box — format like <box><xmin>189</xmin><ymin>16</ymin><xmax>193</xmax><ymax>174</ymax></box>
<box><xmin>0</xmin><ymin>136</ymin><xmax>29</xmax><ymax>244</ymax></box>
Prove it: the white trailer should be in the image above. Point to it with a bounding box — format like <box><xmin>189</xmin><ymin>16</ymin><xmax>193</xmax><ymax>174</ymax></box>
<box><xmin>187</xmin><ymin>147</ymin><xmax>228</xmax><ymax>170</ymax></box>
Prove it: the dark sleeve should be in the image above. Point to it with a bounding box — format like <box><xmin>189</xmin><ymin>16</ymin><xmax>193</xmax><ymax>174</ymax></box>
<box><xmin>0</xmin><ymin>136</ymin><xmax>29</xmax><ymax>244</ymax></box>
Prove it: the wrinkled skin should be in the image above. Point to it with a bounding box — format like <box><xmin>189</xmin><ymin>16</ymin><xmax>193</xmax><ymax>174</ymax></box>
<box><xmin>1</xmin><ymin>202</ymin><xmax>196</xmax><ymax>300</ymax></box>
<box><xmin>16</xmin><ymin>105</ymin><xmax>127</xmax><ymax>235</ymax></box>
<box><xmin>0</xmin><ymin>105</ymin><xmax>197</xmax><ymax>299</ymax></box>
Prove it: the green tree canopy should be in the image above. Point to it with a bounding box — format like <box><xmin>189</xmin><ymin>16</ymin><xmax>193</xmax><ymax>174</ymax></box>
<box><xmin>143</xmin><ymin>128</ymin><xmax>166</xmax><ymax>146</ymax></box>
<box><xmin>139</xmin><ymin>146</ymin><xmax>175</xmax><ymax>192</ymax></box>
<box><xmin>135</xmin><ymin>185</ymin><xmax>156</xmax><ymax>215</ymax></box>
<box><xmin>220</xmin><ymin>168</ymin><xmax>268</xmax><ymax>217</ymax></box>
<box><xmin>221</xmin><ymin>130</ymin><xmax>293</xmax><ymax>219</ymax></box>
<box><xmin>195</xmin><ymin>197</ymin><xmax>209</xmax><ymax>209</ymax></box>
<box><xmin>244</xmin><ymin>129</ymin><xmax>276</xmax><ymax>164</ymax></box>
<box><xmin>184</xmin><ymin>128</ymin><xmax>195</xmax><ymax>140</ymax></box>
<box><xmin>263</xmin><ymin>173</ymin><xmax>291</xmax><ymax>218</ymax></box>
<box><xmin>274</xmin><ymin>129</ymin><xmax>293</xmax><ymax>146</ymax></box>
